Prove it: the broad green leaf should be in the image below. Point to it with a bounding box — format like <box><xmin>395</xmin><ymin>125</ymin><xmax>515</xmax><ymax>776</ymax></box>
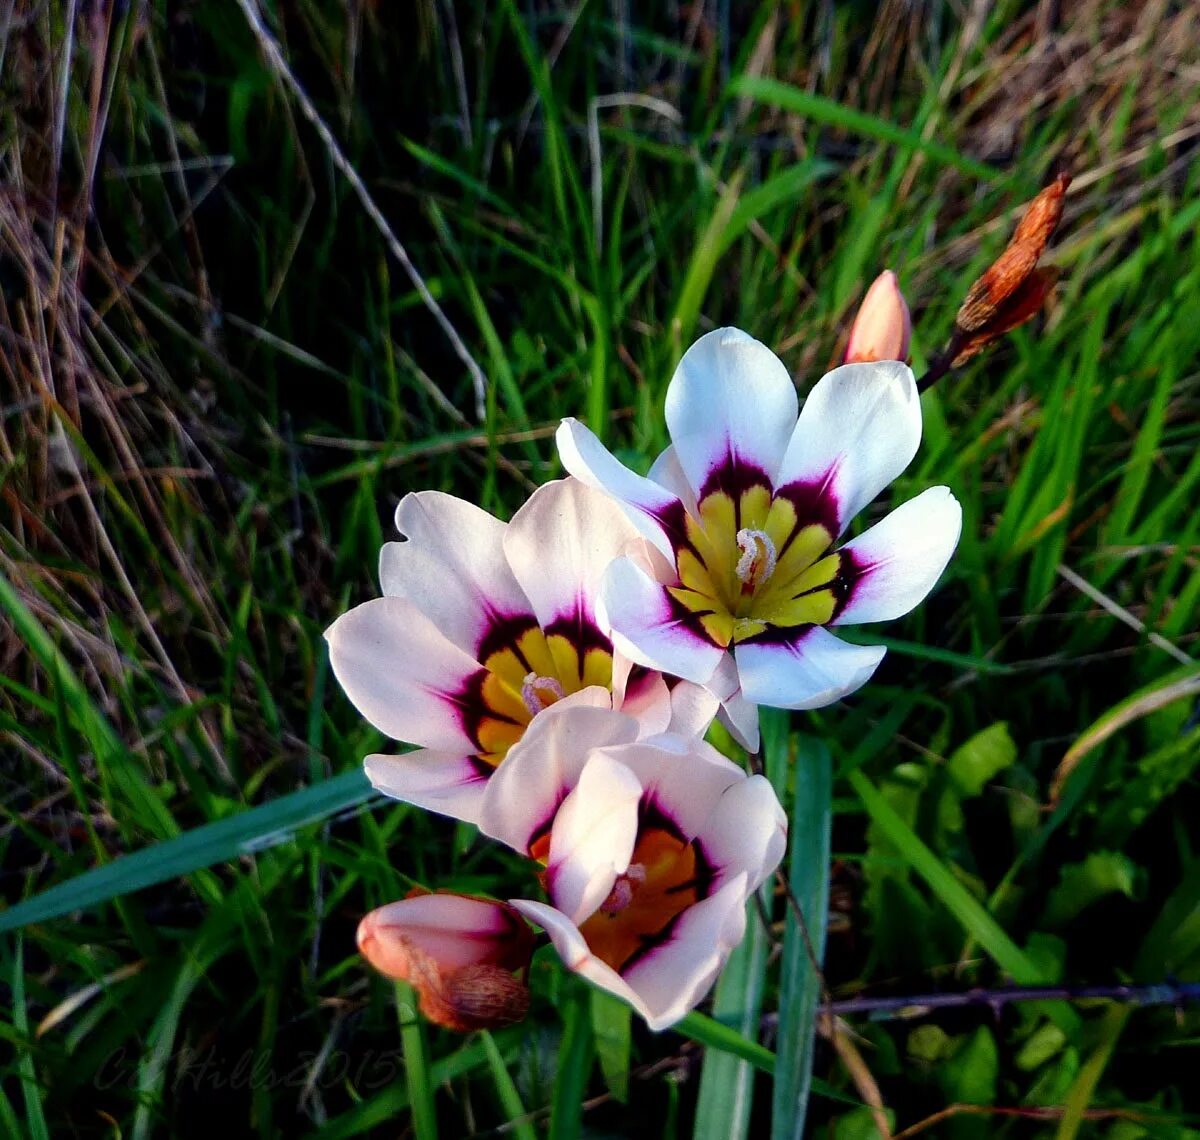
<box><xmin>948</xmin><ymin>723</ymin><xmax>1018</xmax><ymax>798</ymax></box>
<box><xmin>1041</xmin><ymin>852</ymin><xmax>1139</xmax><ymax>928</ymax></box>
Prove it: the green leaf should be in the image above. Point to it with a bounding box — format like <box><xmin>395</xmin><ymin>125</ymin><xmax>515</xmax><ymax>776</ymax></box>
<box><xmin>848</xmin><ymin>769</ymin><xmax>1044</xmax><ymax>983</ymax></box>
<box><xmin>1041</xmin><ymin>852</ymin><xmax>1139</xmax><ymax>928</ymax></box>
<box><xmin>0</xmin><ymin>770</ymin><xmax>375</xmax><ymax>932</ymax></box>
<box><xmin>591</xmin><ymin>988</ymin><xmax>632</xmax><ymax>1104</ymax></box>
<box><xmin>549</xmin><ymin>988</ymin><xmax>594</xmax><ymax>1140</ymax></box>
<box><xmin>948</xmin><ymin>723</ymin><xmax>1018</xmax><ymax>798</ymax></box>
<box><xmin>677</xmin><ymin>1011</ymin><xmax>776</xmax><ymax>1075</ymax></box>
<box><xmin>772</xmin><ymin>736</ymin><xmax>832</xmax><ymax>1140</ymax></box>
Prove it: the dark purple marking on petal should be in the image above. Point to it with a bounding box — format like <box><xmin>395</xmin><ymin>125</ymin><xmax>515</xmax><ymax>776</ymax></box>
<box><xmin>698</xmin><ymin>455</ymin><xmax>774</xmax><ymax>532</ymax></box>
<box><xmin>448</xmin><ymin>668</ymin><xmax>524</xmax><ymax>752</ymax></box>
<box><xmin>544</xmin><ymin>602</ymin><xmax>613</xmax><ymax>678</ymax></box>
<box><xmin>475</xmin><ymin>610</ymin><xmax>541</xmax><ymax>667</ymax></box>
<box><xmin>663</xmin><ymin>588</ymin><xmax>727</xmax><ymax>648</ymax></box>
<box><xmin>773</xmin><ymin>469</ymin><xmax>842</xmax><ymax>555</ymax></box>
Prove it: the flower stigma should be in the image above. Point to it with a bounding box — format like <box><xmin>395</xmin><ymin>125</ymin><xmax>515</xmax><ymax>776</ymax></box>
<box><xmin>521</xmin><ymin>672</ymin><xmax>565</xmax><ymax>715</ymax></box>
<box><xmin>735</xmin><ymin>528</ymin><xmax>777</xmax><ymax>594</ymax></box>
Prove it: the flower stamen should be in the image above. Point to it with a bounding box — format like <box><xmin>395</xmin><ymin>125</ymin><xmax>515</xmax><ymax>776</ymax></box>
<box><xmin>521</xmin><ymin>672</ymin><xmax>565</xmax><ymax>715</ymax></box>
<box><xmin>735</xmin><ymin>528</ymin><xmax>777</xmax><ymax>594</ymax></box>
<box><xmin>599</xmin><ymin>863</ymin><xmax>646</xmax><ymax>915</ymax></box>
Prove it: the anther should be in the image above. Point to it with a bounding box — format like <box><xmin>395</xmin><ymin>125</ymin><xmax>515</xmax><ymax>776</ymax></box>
<box><xmin>600</xmin><ymin>864</ymin><xmax>647</xmax><ymax>915</ymax></box>
<box><xmin>521</xmin><ymin>672</ymin><xmax>565</xmax><ymax>715</ymax></box>
<box><xmin>735</xmin><ymin>528</ymin><xmax>777</xmax><ymax>591</ymax></box>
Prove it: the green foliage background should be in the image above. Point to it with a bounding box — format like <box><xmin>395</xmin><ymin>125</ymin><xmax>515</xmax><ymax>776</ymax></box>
<box><xmin>2</xmin><ymin>1</ymin><xmax>1199</xmax><ymax>1136</ymax></box>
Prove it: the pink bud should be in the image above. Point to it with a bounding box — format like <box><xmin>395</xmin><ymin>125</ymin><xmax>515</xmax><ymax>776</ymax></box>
<box><xmin>844</xmin><ymin>270</ymin><xmax>911</xmax><ymax>363</ymax></box>
<box><xmin>357</xmin><ymin>892</ymin><xmax>534</xmax><ymax>981</ymax></box>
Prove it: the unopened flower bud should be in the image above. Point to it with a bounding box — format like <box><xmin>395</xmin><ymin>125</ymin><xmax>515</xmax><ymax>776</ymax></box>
<box><xmin>844</xmin><ymin>271</ymin><xmax>911</xmax><ymax>363</ymax></box>
<box><xmin>357</xmin><ymin>892</ymin><xmax>535</xmax><ymax>1032</ymax></box>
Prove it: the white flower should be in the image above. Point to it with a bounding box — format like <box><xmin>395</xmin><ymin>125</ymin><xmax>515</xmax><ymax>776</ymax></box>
<box><xmin>557</xmin><ymin>328</ymin><xmax>962</xmax><ymax>750</ymax></box>
<box><xmin>477</xmin><ymin>705</ymin><xmax>787</xmax><ymax>1031</ymax></box>
<box><xmin>325</xmin><ymin>478</ymin><xmax>717</xmax><ymax>824</ymax></box>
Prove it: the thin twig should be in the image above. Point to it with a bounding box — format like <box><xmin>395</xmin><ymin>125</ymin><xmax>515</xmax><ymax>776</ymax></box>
<box><xmin>234</xmin><ymin>0</ymin><xmax>489</xmax><ymax>421</ymax></box>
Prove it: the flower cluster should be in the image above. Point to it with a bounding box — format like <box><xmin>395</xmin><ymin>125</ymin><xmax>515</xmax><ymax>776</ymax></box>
<box><xmin>327</xmin><ymin>309</ymin><xmax>961</xmax><ymax>1031</ymax></box>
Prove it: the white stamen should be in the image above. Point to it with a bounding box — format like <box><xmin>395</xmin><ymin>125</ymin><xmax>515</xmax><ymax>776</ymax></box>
<box><xmin>521</xmin><ymin>672</ymin><xmax>565</xmax><ymax>715</ymax></box>
<box><xmin>600</xmin><ymin>863</ymin><xmax>647</xmax><ymax>915</ymax></box>
<box><xmin>735</xmin><ymin>528</ymin><xmax>777</xmax><ymax>588</ymax></box>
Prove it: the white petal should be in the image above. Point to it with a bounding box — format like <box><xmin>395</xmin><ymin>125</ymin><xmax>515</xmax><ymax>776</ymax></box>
<box><xmin>665</xmin><ymin>328</ymin><xmax>798</xmax><ymax>499</ymax></box>
<box><xmin>665</xmin><ymin>681</ymin><xmax>720</xmax><ymax>739</ymax></box>
<box><xmin>556</xmin><ymin>419</ymin><xmax>683</xmax><ymax>562</ymax></box>
<box><xmin>364</xmin><ymin>750</ymin><xmax>489</xmax><ymax>825</ymax></box>
<box><xmin>696</xmin><ymin>775</ymin><xmax>787</xmax><ymax>892</ymax></box>
<box><xmin>775</xmin><ymin>360</ymin><xmax>921</xmax><ymax>536</ymax></box>
<box><xmin>735</xmin><ymin>625</ymin><xmax>886</xmax><ymax>710</ymax></box>
<box><xmin>503</xmin><ymin>478</ymin><xmax>637</xmax><ymax>638</ymax></box>
<box><xmin>616</xmin><ymin>668</ymin><xmax>675</xmax><ymax>737</ymax></box>
<box><xmin>508</xmin><ymin>899</ymin><xmax>658</xmax><ymax>1026</ymax></box>
<box><xmin>706</xmin><ymin>654</ymin><xmax>760</xmax><ymax>752</ymax></box>
<box><xmin>594</xmin><ymin>736</ymin><xmax>743</xmax><ymax>843</ymax></box>
<box><xmin>619</xmin><ymin>876</ymin><xmax>751</xmax><ymax>1031</ymax></box>
<box><xmin>599</xmin><ymin>557</ymin><xmax>726</xmax><ymax>685</ymax></box>
<box><xmin>833</xmin><ymin>486</ymin><xmax>962</xmax><ymax>626</ymax></box>
<box><xmin>647</xmin><ymin>445</ymin><xmax>699</xmax><ymax>515</ymax></box>
<box><xmin>546</xmin><ymin>751</ymin><xmax>643</xmax><ymax>924</ymax></box>
<box><xmin>379</xmin><ymin>491</ymin><xmax>531</xmax><ymax>657</ymax></box>
<box><xmin>325</xmin><ymin>597</ymin><xmax>479</xmax><ymax>750</ymax></box>
<box><xmin>512</xmin><ymin>876</ymin><xmax>752</xmax><ymax>1032</ymax></box>
<box><xmin>476</xmin><ymin>700</ymin><xmax>638</xmax><ymax>855</ymax></box>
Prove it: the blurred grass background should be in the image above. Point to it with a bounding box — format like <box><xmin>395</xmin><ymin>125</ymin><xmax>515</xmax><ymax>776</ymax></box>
<box><xmin>2</xmin><ymin>0</ymin><xmax>1200</xmax><ymax>1136</ymax></box>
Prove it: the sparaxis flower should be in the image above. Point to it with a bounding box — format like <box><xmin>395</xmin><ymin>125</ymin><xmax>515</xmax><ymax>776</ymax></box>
<box><xmin>476</xmin><ymin>704</ymin><xmax>786</xmax><ymax>1030</ymax></box>
<box><xmin>557</xmin><ymin>328</ymin><xmax>962</xmax><ymax>748</ymax></box>
<box><xmin>325</xmin><ymin>478</ymin><xmax>718</xmax><ymax>823</ymax></box>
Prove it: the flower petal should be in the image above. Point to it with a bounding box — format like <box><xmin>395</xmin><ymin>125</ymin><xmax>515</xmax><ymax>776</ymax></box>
<box><xmin>546</xmin><ymin>751</ymin><xmax>643</xmax><ymax>924</ymax></box>
<box><xmin>647</xmin><ymin>445</ymin><xmax>699</xmax><ymax>515</ymax></box>
<box><xmin>508</xmin><ymin>899</ymin><xmax>658</xmax><ymax>1025</ymax></box>
<box><xmin>380</xmin><ymin>491</ymin><xmax>531</xmax><ymax>657</ymax></box>
<box><xmin>833</xmin><ymin>486</ymin><xmax>962</xmax><ymax>626</ymax></box>
<box><xmin>476</xmin><ymin>700</ymin><xmax>638</xmax><ymax>855</ymax></box>
<box><xmin>706</xmin><ymin>654</ymin><xmax>760</xmax><ymax>752</ymax></box>
<box><xmin>325</xmin><ymin>597</ymin><xmax>480</xmax><ymax>750</ymax></box>
<box><xmin>556</xmin><ymin>419</ymin><xmax>684</xmax><ymax>562</ymax></box>
<box><xmin>665</xmin><ymin>328</ymin><xmax>798</xmax><ymax>499</ymax></box>
<box><xmin>665</xmin><ymin>680</ymin><xmax>720</xmax><ymax>739</ymax></box>
<box><xmin>735</xmin><ymin>625</ymin><xmax>886</xmax><ymax>710</ymax></box>
<box><xmin>775</xmin><ymin>360</ymin><xmax>921</xmax><ymax>536</ymax></box>
<box><xmin>618</xmin><ymin>875</ymin><xmax>750</xmax><ymax>1031</ymax></box>
<box><xmin>695</xmin><ymin>775</ymin><xmax>787</xmax><ymax>893</ymax></box>
<box><xmin>503</xmin><ymin>478</ymin><xmax>636</xmax><ymax>642</ymax></box>
<box><xmin>364</xmin><ymin>751</ymin><xmax>490</xmax><ymax>824</ymax></box>
<box><xmin>616</xmin><ymin>666</ymin><xmax>675</xmax><ymax>737</ymax></box>
<box><xmin>599</xmin><ymin>557</ymin><xmax>726</xmax><ymax>685</ymax></box>
<box><xmin>594</xmin><ymin>735</ymin><xmax>743</xmax><ymax>843</ymax></box>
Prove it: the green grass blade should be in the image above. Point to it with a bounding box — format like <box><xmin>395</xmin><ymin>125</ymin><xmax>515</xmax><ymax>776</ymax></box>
<box><xmin>549</xmin><ymin>988</ymin><xmax>595</xmax><ymax>1140</ymax></box>
<box><xmin>396</xmin><ymin>982</ymin><xmax>438</xmax><ymax>1140</ymax></box>
<box><xmin>1053</xmin><ymin>1005</ymin><xmax>1130</xmax><ymax>1140</ymax></box>
<box><xmin>482</xmin><ymin>1030</ymin><xmax>537</xmax><ymax>1140</ymax></box>
<box><xmin>677</xmin><ymin>1011</ymin><xmax>775</xmax><ymax>1075</ymax></box>
<box><xmin>11</xmin><ymin>935</ymin><xmax>51</xmax><ymax>1140</ymax></box>
<box><xmin>847</xmin><ymin>769</ymin><xmax>1044</xmax><ymax>983</ymax></box>
<box><xmin>693</xmin><ymin>896</ymin><xmax>770</xmax><ymax>1140</ymax></box>
<box><xmin>0</xmin><ymin>769</ymin><xmax>374</xmax><ymax>932</ymax></box>
<box><xmin>728</xmin><ymin>77</ymin><xmax>1004</xmax><ymax>180</ymax></box>
<box><xmin>771</xmin><ymin>737</ymin><xmax>832</xmax><ymax>1140</ymax></box>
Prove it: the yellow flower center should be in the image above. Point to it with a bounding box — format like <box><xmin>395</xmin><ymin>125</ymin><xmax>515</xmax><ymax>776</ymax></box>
<box><xmin>666</xmin><ymin>482</ymin><xmax>845</xmax><ymax>647</ymax></box>
<box><xmin>464</xmin><ymin>620</ymin><xmax>613</xmax><ymax>768</ymax></box>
